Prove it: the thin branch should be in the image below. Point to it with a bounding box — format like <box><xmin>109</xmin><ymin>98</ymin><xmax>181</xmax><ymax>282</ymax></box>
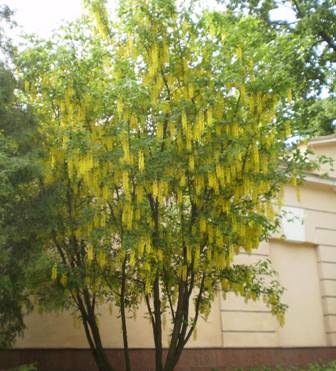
<box><xmin>183</xmin><ymin>273</ymin><xmax>206</xmax><ymax>345</ymax></box>
<box><xmin>163</xmin><ymin>268</ymin><xmax>176</xmax><ymax>321</ymax></box>
<box><xmin>145</xmin><ymin>294</ymin><xmax>156</xmax><ymax>328</ymax></box>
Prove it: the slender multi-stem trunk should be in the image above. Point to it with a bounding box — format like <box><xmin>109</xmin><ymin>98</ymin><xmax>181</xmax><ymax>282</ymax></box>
<box><xmin>153</xmin><ymin>274</ymin><xmax>163</xmax><ymax>371</ymax></box>
<box><xmin>53</xmin><ymin>241</ymin><xmax>115</xmax><ymax>371</ymax></box>
<box><xmin>146</xmin><ymin>193</ymin><xmax>164</xmax><ymax>370</ymax></box>
<box><xmin>148</xmin><ymin>264</ymin><xmax>206</xmax><ymax>371</ymax></box>
<box><xmin>76</xmin><ymin>292</ymin><xmax>115</xmax><ymax>371</ymax></box>
<box><xmin>82</xmin><ymin>314</ymin><xmax>114</xmax><ymax>371</ymax></box>
<box><xmin>163</xmin><ymin>273</ymin><xmax>205</xmax><ymax>371</ymax></box>
<box><xmin>120</xmin><ymin>257</ymin><xmax>132</xmax><ymax>371</ymax></box>
<box><xmin>149</xmin><ymin>278</ymin><xmax>192</xmax><ymax>371</ymax></box>
<box><xmin>163</xmin><ymin>279</ymin><xmax>188</xmax><ymax>371</ymax></box>
<box><xmin>107</xmin><ymin>194</ymin><xmax>131</xmax><ymax>370</ymax></box>
<box><xmin>53</xmin><ymin>177</ymin><xmax>115</xmax><ymax>371</ymax></box>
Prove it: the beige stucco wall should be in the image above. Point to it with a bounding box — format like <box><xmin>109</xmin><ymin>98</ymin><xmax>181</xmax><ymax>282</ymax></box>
<box><xmin>15</xmin><ymin>139</ymin><xmax>336</xmax><ymax>349</ymax></box>
<box><xmin>270</xmin><ymin>241</ymin><xmax>326</xmax><ymax>346</ymax></box>
<box><xmin>16</xmin><ymin>296</ymin><xmax>222</xmax><ymax>349</ymax></box>
<box><xmin>218</xmin><ymin>178</ymin><xmax>336</xmax><ymax>348</ymax></box>
<box><xmin>220</xmin><ymin>242</ymin><xmax>277</xmax><ymax>347</ymax></box>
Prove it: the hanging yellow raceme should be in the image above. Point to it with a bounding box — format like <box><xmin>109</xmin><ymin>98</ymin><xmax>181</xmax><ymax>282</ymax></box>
<box><xmin>87</xmin><ymin>243</ymin><xmax>94</xmax><ymax>263</ymax></box>
<box><xmin>60</xmin><ymin>273</ymin><xmax>68</xmax><ymax>287</ymax></box>
<box><xmin>138</xmin><ymin>151</ymin><xmax>145</xmax><ymax>172</ymax></box>
<box><xmin>207</xmin><ymin>107</ymin><xmax>213</xmax><ymax>126</ymax></box>
<box><xmin>51</xmin><ymin>263</ymin><xmax>58</xmax><ymax>281</ymax></box>
<box><xmin>97</xmin><ymin>250</ymin><xmax>106</xmax><ymax>269</ymax></box>
<box><xmin>181</xmin><ymin>109</ymin><xmax>187</xmax><ymax>132</ymax></box>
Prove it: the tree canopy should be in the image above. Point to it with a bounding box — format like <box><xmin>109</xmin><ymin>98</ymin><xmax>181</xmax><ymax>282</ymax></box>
<box><xmin>13</xmin><ymin>1</ymin><xmax>316</xmax><ymax>370</ymax></box>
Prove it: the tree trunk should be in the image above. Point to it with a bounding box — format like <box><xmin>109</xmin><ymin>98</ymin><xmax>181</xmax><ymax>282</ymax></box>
<box><xmin>90</xmin><ymin>316</ymin><xmax>115</xmax><ymax>371</ymax></box>
<box><xmin>153</xmin><ymin>274</ymin><xmax>163</xmax><ymax>371</ymax></box>
<box><xmin>163</xmin><ymin>280</ymin><xmax>186</xmax><ymax>371</ymax></box>
<box><xmin>91</xmin><ymin>344</ymin><xmax>114</xmax><ymax>371</ymax></box>
<box><xmin>78</xmin><ymin>292</ymin><xmax>115</xmax><ymax>371</ymax></box>
<box><xmin>81</xmin><ymin>315</ymin><xmax>114</xmax><ymax>371</ymax></box>
<box><xmin>121</xmin><ymin>258</ymin><xmax>132</xmax><ymax>371</ymax></box>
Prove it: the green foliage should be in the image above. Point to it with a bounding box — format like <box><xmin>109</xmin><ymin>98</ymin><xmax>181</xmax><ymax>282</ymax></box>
<box><xmin>309</xmin><ymin>98</ymin><xmax>336</xmax><ymax>136</ymax></box>
<box><xmin>0</xmin><ymin>62</ymin><xmax>45</xmax><ymax>347</ymax></box>
<box><xmin>0</xmin><ymin>9</ymin><xmax>45</xmax><ymax>348</ymax></box>
<box><xmin>218</xmin><ymin>0</ymin><xmax>336</xmax><ymax>135</ymax></box>
<box><xmin>10</xmin><ymin>363</ymin><xmax>37</xmax><ymax>371</ymax></box>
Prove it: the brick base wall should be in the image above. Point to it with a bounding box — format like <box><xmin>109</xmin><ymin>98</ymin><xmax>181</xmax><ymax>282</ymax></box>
<box><xmin>1</xmin><ymin>347</ymin><xmax>336</xmax><ymax>371</ymax></box>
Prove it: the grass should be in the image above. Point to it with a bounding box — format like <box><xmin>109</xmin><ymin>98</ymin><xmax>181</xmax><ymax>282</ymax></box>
<box><xmin>9</xmin><ymin>364</ymin><xmax>37</xmax><ymax>371</ymax></box>
<box><xmin>233</xmin><ymin>361</ymin><xmax>336</xmax><ymax>371</ymax></box>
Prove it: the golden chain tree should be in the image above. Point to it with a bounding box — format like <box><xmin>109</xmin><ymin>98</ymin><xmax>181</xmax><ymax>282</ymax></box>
<box><xmin>18</xmin><ymin>1</ymin><xmax>312</xmax><ymax>370</ymax></box>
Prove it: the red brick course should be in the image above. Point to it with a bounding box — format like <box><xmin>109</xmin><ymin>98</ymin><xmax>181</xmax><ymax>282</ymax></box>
<box><xmin>1</xmin><ymin>347</ymin><xmax>336</xmax><ymax>371</ymax></box>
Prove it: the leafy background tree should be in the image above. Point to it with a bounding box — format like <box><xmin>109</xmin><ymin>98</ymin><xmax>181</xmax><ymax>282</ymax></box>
<box><xmin>0</xmin><ymin>4</ymin><xmax>46</xmax><ymax>348</ymax></box>
<box><xmin>219</xmin><ymin>0</ymin><xmax>336</xmax><ymax>135</ymax></box>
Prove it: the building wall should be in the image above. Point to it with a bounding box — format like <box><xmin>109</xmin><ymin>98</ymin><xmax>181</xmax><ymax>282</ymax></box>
<box><xmin>270</xmin><ymin>240</ymin><xmax>326</xmax><ymax>346</ymax></box>
<box><xmin>220</xmin><ymin>241</ymin><xmax>280</xmax><ymax>347</ymax></box>
<box><xmin>15</xmin><ymin>294</ymin><xmax>223</xmax><ymax>349</ymax></box>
